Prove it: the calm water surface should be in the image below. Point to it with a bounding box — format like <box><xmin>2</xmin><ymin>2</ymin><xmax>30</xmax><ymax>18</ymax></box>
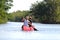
<box><xmin>0</xmin><ymin>22</ymin><xmax>60</xmax><ymax>40</ymax></box>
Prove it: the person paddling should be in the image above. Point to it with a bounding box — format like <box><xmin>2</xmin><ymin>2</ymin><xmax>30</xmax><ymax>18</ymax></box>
<box><xmin>28</xmin><ymin>20</ymin><xmax>38</xmax><ymax>31</ymax></box>
<box><xmin>22</xmin><ymin>16</ymin><xmax>29</xmax><ymax>26</ymax></box>
<box><xmin>22</xmin><ymin>16</ymin><xmax>29</xmax><ymax>30</ymax></box>
<box><xmin>22</xmin><ymin>16</ymin><xmax>38</xmax><ymax>31</ymax></box>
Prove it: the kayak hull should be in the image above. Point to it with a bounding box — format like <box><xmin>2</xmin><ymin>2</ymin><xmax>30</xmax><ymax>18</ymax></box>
<box><xmin>22</xmin><ymin>26</ymin><xmax>34</xmax><ymax>31</ymax></box>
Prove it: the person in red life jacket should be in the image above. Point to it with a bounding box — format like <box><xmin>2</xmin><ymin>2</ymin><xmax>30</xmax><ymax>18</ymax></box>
<box><xmin>22</xmin><ymin>20</ymin><xmax>34</xmax><ymax>31</ymax></box>
<box><xmin>21</xmin><ymin>16</ymin><xmax>30</xmax><ymax>31</ymax></box>
<box><xmin>22</xmin><ymin>16</ymin><xmax>38</xmax><ymax>31</ymax></box>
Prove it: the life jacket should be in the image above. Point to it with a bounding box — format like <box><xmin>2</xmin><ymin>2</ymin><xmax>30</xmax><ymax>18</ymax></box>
<box><xmin>22</xmin><ymin>26</ymin><xmax>34</xmax><ymax>31</ymax></box>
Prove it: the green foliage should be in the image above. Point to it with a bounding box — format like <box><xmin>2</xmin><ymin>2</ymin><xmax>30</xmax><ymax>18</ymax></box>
<box><xmin>8</xmin><ymin>10</ymin><xmax>30</xmax><ymax>22</ymax></box>
<box><xmin>0</xmin><ymin>0</ymin><xmax>13</xmax><ymax>24</ymax></box>
<box><xmin>30</xmin><ymin>0</ymin><xmax>60</xmax><ymax>23</ymax></box>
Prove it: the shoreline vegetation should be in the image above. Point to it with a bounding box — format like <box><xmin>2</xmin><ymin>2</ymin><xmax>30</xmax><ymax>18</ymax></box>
<box><xmin>0</xmin><ymin>0</ymin><xmax>60</xmax><ymax>24</ymax></box>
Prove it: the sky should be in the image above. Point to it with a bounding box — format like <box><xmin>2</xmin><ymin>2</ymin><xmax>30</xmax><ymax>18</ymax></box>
<box><xmin>8</xmin><ymin>0</ymin><xmax>43</xmax><ymax>13</ymax></box>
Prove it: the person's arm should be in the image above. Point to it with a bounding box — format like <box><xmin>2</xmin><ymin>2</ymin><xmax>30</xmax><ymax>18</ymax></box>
<box><xmin>22</xmin><ymin>17</ymin><xmax>25</xmax><ymax>22</ymax></box>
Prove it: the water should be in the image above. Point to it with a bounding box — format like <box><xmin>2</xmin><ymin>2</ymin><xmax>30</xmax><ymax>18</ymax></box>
<box><xmin>0</xmin><ymin>22</ymin><xmax>60</xmax><ymax>40</ymax></box>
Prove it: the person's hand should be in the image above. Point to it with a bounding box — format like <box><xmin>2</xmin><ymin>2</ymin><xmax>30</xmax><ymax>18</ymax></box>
<box><xmin>22</xmin><ymin>18</ymin><xmax>25</xmax><ymax>22</ymax></box>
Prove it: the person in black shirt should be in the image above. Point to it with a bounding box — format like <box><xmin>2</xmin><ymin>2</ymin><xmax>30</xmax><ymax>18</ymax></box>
<box><xmin>28</xmin><ymin>19</ymin><xmax>38</xmax><ymax>31</ymax></box>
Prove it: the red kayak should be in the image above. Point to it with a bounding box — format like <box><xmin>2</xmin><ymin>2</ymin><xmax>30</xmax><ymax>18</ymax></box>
<box><xmin>22</xmin><ymin>26</ymin><xmax>34</xmax><ymax>31</ymax></box>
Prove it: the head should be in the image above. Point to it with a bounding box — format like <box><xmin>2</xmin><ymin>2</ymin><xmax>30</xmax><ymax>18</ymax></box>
<box><xmin>25</xmin><ymin>16</ymin><xmax>29</xmax><ymax>20</ymax></box>
<box><xmin>29</xmin><ymin>16</ymin><xmax>32</xmax><ymax>20</ymax></box>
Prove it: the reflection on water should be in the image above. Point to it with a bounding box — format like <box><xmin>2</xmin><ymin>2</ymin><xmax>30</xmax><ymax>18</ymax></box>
<box><xmin>0</xmin><ymin>22</ymin><xmax>60</xmax><ymax>40</ymax></box>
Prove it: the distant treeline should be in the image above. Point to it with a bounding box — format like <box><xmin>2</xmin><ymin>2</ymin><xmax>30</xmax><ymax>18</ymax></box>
<box><xmin>8</xmin><ymin>10</ymin><xmax>30</xmax><ymax>22</ymax></box>
<box><xmin>1</xmin><ymin>0</ymin><xmax>60</xmax><ymax>24</ymax></box>
<box><xmin>8</xmin><ymin>10</ymin><xmax>39</xmax><ymax>22</ymax></box>
<box><xmin>30</xmin><ymin>0</ymin><xmax>60</xmax><ymax>24</ymax></box>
